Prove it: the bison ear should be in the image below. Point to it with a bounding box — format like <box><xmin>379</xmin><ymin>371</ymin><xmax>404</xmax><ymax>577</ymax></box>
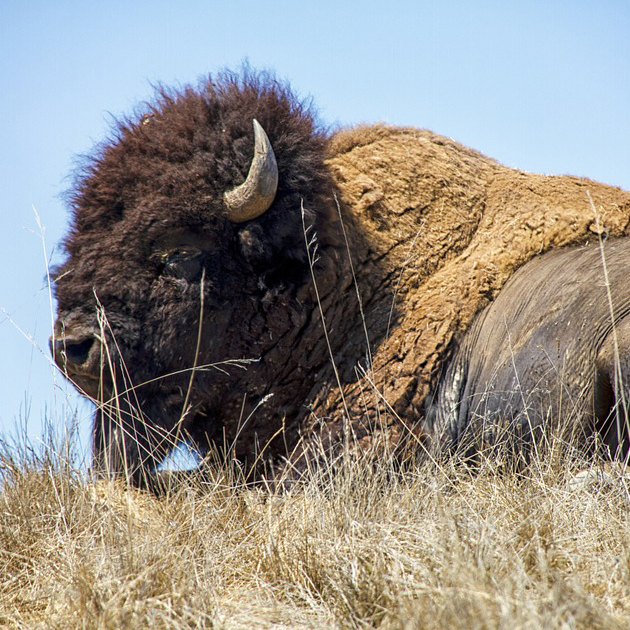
<box><xmin>237</xmin><ymin>223</ymin><xmax>273</xmax><ymax>267</ymax></box>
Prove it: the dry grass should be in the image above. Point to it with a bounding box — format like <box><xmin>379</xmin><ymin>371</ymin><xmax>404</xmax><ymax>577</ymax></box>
<box><xmin>1</xmin><ymin>430</ymin><xmax>630</xmax><ymax>630</ymax></box>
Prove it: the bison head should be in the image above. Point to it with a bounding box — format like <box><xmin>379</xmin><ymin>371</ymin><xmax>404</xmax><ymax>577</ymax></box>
<box><xmin>51</xmin><ymin>71</ymin><xmax>340</xmax><ymax>484</ymax></box>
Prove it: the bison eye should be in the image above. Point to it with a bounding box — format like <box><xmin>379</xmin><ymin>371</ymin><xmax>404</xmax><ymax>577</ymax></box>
<box><xmin>162</xmin><ymin>249</ymin><xmax>203</xmax><ymax>281</ymax></box>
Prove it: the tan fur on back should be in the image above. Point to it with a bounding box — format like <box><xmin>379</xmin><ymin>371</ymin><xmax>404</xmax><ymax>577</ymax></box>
<box><xmin>316</xmin><ymin>125</ymin><xmax>630</xmax><ymax>445</ymax></box>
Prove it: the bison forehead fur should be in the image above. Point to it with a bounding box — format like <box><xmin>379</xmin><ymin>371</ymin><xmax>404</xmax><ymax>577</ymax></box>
<box><xmin>52</xmin><ymin>68</ymin><xmax>630</xmax><ymax>485</ymax></box>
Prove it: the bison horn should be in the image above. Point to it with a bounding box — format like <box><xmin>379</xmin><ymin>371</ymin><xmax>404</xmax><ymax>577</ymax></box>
<box><xmin>224</xmin><ymin>119</ymin><xmax>279</xmax><ymax>223</ymax></box>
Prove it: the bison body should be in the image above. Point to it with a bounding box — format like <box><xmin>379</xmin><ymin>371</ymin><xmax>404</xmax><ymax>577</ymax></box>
<box><xmin>51</xmin><ymin>70</ymin><xmax>630</xmax><ymax>484</ymax></box>
<box><xmin>428</xmin><ymin>239</ymin><xmax>630</xmax><ymax>460</ymax></box>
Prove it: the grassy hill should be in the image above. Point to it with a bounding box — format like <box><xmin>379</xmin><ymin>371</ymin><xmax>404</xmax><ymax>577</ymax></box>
<box><xmin>1</xmin><ymin>430</ymin><xmax>629</xmax><ymax>629</ymax></box>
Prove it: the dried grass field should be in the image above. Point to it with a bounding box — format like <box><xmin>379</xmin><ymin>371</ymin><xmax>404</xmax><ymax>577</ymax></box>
<box><xmin>1</xmin><ymin>430</ymin><xmax>630</xmax><ymax>630</ymax></box>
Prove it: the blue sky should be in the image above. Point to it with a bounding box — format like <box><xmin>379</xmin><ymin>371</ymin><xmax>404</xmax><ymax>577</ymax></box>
<box><xmin>1</xmin><ymin>0</ymin><xmax>629</xmax><ymax>459</ymax></box>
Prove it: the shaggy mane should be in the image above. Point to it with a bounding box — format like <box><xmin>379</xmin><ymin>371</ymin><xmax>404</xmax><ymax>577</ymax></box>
<box><xmin>64</xmin><ymin>68</ymin><xmax>336</xmax><ymax>254</ymax></box>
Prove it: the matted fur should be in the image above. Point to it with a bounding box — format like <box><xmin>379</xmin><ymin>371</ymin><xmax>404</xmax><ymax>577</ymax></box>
<box><xmin>302</xmin><ymin>125</ymin><xmax>630</xmax><ymax>464</ymax></box>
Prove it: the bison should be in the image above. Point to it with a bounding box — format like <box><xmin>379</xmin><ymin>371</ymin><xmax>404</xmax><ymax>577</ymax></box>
<box><xmin>51</xmin><ymin>69</ymin><xmax>630</xmax><ymax>485</ymax></box>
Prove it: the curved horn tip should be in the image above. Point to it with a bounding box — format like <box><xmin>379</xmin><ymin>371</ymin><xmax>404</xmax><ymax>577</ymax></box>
<box><xmin>224</xmin><ymin>119</ymin><xmax>279</xmax><ymax>223</ymax></box>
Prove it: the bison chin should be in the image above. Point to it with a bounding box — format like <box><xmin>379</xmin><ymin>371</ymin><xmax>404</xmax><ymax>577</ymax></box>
<box><xmin>89</xmin><ymin>386</ymin><xmax>192</xmax><ymax>485</ymax></box>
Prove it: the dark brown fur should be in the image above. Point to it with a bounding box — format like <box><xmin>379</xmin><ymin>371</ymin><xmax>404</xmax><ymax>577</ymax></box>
<box><xmin>54</xmin><ymin>70</ymin><xmax>348</xmax><ymax>482</ymax></box>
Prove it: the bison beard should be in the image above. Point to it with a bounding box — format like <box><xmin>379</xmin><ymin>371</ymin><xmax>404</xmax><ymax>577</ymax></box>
<box><xmin>51</xmin><ymin>68</ymin><xmax>630</xmax><ymax>487</ymax></box>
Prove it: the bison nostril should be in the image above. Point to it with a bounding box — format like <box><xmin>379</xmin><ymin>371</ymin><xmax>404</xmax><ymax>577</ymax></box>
<box><xmin>54</xmin><ymin>337</ymin><xmax>95</xmax><ymax>367</ymax></box>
